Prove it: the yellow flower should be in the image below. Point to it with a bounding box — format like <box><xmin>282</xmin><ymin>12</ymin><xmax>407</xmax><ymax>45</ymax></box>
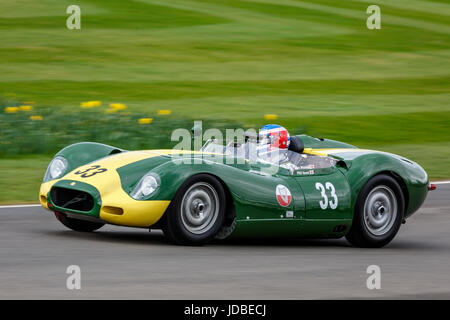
<box><xmin>110</xmin><ymin>103</ymin><xmax>127</xmax><ymax>110</ymax></box>
<box><xmin>157</xmin><ymin>109</ymin><xmax>171</xmax><ymax>115</ymax></box>
<box><xmin>105</xmin><ymin>108</ymin><xmax>117</xmax><ymax>114</ymax></box>
<box><xmin>81</xmin><ymin>102</ymin><xmax>93</xmax><ymax>108</ymax></box>
<box><xmin>264</xmin><ymin>114</ymin><xmax>278</xmax><ymax>120</ymax></box>
<box><xmin>138</xmin><ymin>118</ymin><xmax>153</xmax><ymax>124</ymax></box>
<box><xmin>81</xmin><ymin>101</ymin><xmax>102</xmax><ymax>108</ymax></box>
<box><xmin>30</xmin><ymin>115</ymin><xmax>43</xmax><ymax>121</ymax></box>
<box><xmin>4</xmin><ymin>107</ymin><xmax>19</xmax><ymax>113</ymax></box>
<box><xmin>19</xmin><ymin>105</ymin><xmax>33</xmax><ymax>111</ymax></box>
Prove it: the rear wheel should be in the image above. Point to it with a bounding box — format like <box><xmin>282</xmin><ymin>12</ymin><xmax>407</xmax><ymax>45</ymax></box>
<box><xmin>346</xmin><ymin>174</ymin><xmax>404</xmax><ymax>248</ymax></box>
<box><xmin>162</xmin><ymin>174</ymin><xmax>226</xmax><ymax>245</ymax></box>
<box><xmin>54</xmin><ymin>212</ymin><xmax>104</xmax><ymax>232</ymax></box>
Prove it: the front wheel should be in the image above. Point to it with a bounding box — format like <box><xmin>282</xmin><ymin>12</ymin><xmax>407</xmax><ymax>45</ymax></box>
<box><xmin>54</xmin><ymin>212</ymin><xmax>105</xmax><ymax>232</ymax></box>
<box><xmin>162</xmin><ymin>174</ymin><xmax>226</xmax><ymax>245</ymax></box>
<box><xmin>346</xmin><ymin>174</ymin><xmax>405</xmax><ymax>248</ymax></box>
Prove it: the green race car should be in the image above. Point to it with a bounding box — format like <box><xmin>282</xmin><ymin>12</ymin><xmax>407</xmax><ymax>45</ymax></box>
<box><xmin>39</xmin><ymin>131</ymin><xmax>432</xmax><ymax>247</ymax></box>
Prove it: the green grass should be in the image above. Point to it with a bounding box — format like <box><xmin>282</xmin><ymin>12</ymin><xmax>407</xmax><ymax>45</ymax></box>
<box><xmin>1</xmin><ymin>0</ymin><xmax>449</xmax><ymax>202</ymax></box>
<box><xmin>0</xmin><ymin>156</ymin><xmax>51</xmax><ymax>204</ymax></box>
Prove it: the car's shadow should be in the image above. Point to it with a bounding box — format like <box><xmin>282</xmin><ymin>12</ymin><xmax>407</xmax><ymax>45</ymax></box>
<box><xmin>44</xmin><ymin>229</ymin><xmax>168</xmax><ymax>246</ymax></box>
<box><xmin>43</xmin><ymin>228</ymin><xmax>354</xmax><ymax>248</ymax></box>
<box><xmin>42</xmin><ymin>227</ymin><xmax>444</xmax><ymax>250</ymax></box>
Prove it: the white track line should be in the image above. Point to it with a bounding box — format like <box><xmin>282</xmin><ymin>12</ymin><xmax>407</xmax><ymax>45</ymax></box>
<box><xmin>0</xmin><ymin>204</ymin><xmax>41</xmax><ymax>209</ymax></box>
<box><xmin>433</xmin><ymin>180</ymin><xmax>450</xmax><ymax>185</ymax></box>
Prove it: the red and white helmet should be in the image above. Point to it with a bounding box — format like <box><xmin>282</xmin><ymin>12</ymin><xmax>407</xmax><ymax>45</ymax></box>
<box><xmin>259</xmin><ymin>124</ymin><xmax>290</xmax><ymax>149</ymax></box>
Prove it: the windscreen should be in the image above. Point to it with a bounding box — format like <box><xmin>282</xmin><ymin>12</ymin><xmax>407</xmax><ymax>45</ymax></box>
<box><xmin>201</xmin><ymin>139</ymin><xmax>337</xmax><ymax>172</ymax></box>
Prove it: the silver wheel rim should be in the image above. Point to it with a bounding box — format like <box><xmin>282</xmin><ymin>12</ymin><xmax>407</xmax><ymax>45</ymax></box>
<box><xmin>363</xmin><ymin>185</ymin><xmax>398</xmax><ymax>236</ymax></box>
<box><xmin>180</xmin><ymin>182</ymin><xmax>219</xmax><ymax>234</ymax></box>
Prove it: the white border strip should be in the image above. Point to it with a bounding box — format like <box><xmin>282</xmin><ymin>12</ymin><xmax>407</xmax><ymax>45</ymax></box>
<box><xmin>0</xmin><ymin>204</ymin><xmax>41</xmax><ymax>209</ymax></box>
<box><xmin>433</xmin><ymin>180</ymin><xmax>450</xmax><ymax>185</ymax></box>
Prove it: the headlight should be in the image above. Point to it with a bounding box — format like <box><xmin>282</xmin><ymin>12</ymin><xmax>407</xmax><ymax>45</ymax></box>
<box><xmin>43</xmin><ymin>156</ymin><xmax>68</xmax><ymax>182</ymax></box>
<box><xmin>130</xmin><ymin>173</ymin><xmax>160</xmax><ymax>200</ymax></box>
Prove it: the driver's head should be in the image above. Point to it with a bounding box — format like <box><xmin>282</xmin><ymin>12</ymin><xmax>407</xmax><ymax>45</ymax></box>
<box><xmin>259</xmin><ymin>124</ymin><xmax>290</xmax><ymax>150</ymax></box>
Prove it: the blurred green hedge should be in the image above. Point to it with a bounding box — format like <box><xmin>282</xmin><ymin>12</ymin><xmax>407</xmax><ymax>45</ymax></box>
<box><xmin>0</xmin><ymin>106</ymin><xmax>251</xmax><ymax>156</ymax></box>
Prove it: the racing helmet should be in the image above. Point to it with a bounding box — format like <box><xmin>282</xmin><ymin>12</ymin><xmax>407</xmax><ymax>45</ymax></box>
<box><xmin>259</xmin><ymin>124</ymin><xmax>290</xmax><ymax>149</ymax></box>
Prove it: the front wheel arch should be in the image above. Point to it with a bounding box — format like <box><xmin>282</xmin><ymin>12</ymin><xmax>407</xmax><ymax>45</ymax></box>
<box><xmin>369</xmin><ymin>171</ymin><xmax>408</xmax><ymax>218</ymax></box>
<box><xmin>346</xmin><ymin>173</ymin><xmax>405</xmax><ymax>248</ymax></box>
<box><xmin>158</xmin><ymin>172</ymin><xmax>236</xmax><ymax>231</ymax></box>
<box><xmin>203</xmin><ymin>173</ymin><xmax>236</xmax><ymax>229</ymax></box>
<box><xmin>161</xmin><ymin>173</ymin><xmax>228</xmax><ymax>245</ymax></box>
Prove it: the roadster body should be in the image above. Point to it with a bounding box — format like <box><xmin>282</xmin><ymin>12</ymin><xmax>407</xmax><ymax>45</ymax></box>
<box><xmin>39</xmin><ymin>134</ymin><xmax>431</xmax><ymax>247</ymax></box>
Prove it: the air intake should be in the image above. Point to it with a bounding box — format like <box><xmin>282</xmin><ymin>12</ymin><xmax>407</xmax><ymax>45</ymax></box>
<box><xmin>50</xmin><ymin>187</ymin><xmax>94</xmax><ymax>212</ymax></box>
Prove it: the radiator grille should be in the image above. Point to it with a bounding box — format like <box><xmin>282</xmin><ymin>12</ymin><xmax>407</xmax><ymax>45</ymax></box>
<box><xmin>50</xmin><ymin>187</ymin><xmax>94</xmax><ymax>212</ymax></box>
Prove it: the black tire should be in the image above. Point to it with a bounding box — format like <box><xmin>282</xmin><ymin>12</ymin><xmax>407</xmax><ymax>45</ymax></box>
<box><xmin>162</xmin><ymin>174</ymin><xmax>226</xmax><ymax>245</ymax></box>
<box><xmin>345</xmin><ymin>174</ymin><xmax>405</xmax><ymax>248</ymax></box>
<box><xmin>54</xmin><ymin>212</ymin><xmax>104</xmax><ymax>232</ymax></box>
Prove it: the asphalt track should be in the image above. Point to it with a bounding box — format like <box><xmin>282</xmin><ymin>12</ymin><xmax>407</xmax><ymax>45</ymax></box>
<box><xmin>0</xmin><ymin>184</ymin><xmax>449</xmax><ymax>299</ymax></box>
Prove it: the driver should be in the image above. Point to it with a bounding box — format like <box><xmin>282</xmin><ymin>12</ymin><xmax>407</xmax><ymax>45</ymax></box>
<box><xmin>257</xmin><ymin>124</ymin><xmax>290</xmax><ymax>164</ymax></box>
